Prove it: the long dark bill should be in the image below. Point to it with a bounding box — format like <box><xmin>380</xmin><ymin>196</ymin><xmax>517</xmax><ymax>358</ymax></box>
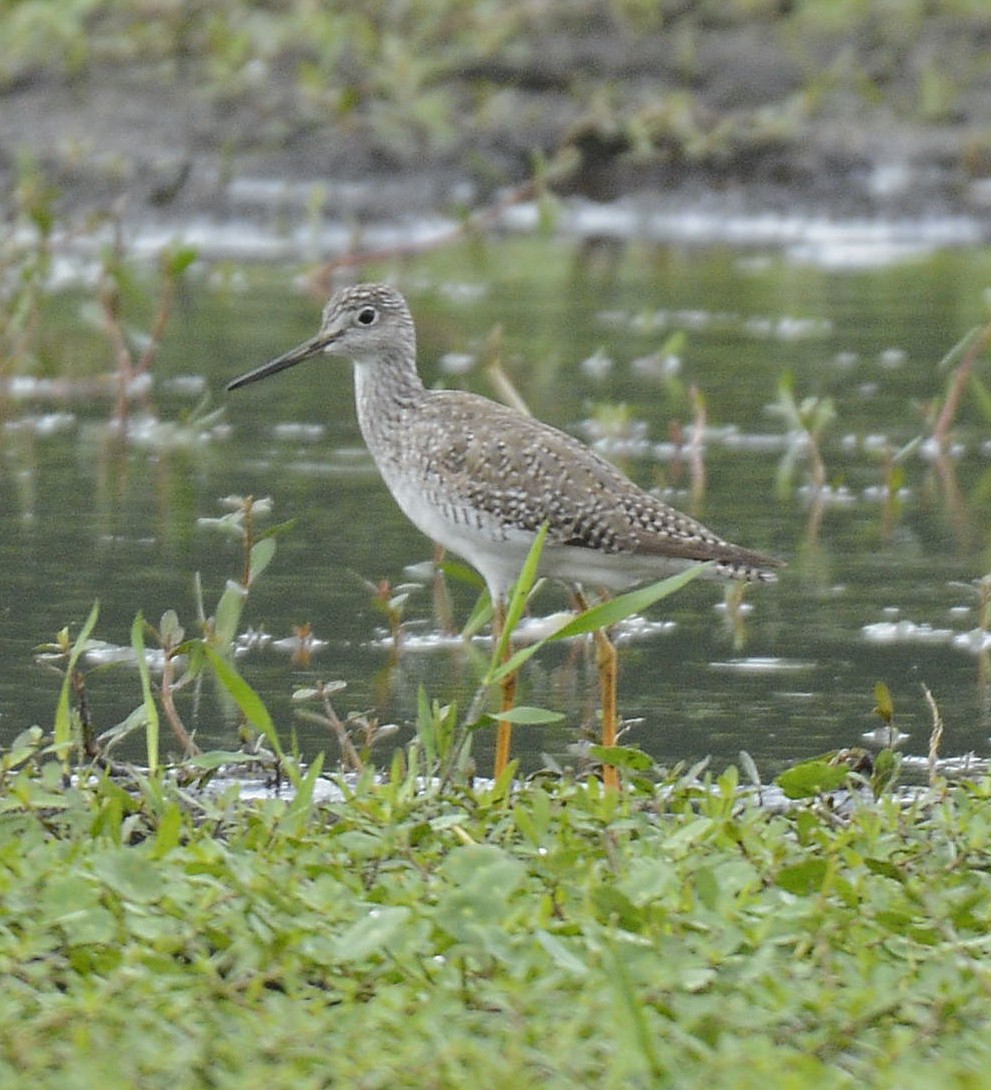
<box><xmin>226</xmin><ymin>332</ymin><xmax>331</xmax><ymax>392</ymax></box>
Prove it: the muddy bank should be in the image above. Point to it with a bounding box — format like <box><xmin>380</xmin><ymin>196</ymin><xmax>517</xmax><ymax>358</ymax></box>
<box><xmin>2</xmin><ymin>4</ymin><xmax>991</xmax><ymax>248</ymax></box>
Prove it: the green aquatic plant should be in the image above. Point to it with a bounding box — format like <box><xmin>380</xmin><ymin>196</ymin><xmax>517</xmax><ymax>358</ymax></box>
<box><xmin>441</xmin><ymin>526</ymin><xmax>712</xmax><ymax>790</ymax></box>
<box><xmin>97</xmin><ymin>239</ymin><xmax>197</xmax><ymax>425</ymax></box>
<box><xmin>291</xmin><ymin>680</ymin><xmax>397</xmax><ymax>773</ymax></box>
<box><xmin>931</xmin><ymin>316</ymin><xmax>991</xmax><ymax>450</ymax></box>
<box><xmin>0</xmin><ymin>155</ymin><xmax>56</xmax><ymax>376</ymax></box>
<box><xmin>363</xmin><ymin>575</ymin><xmax>420</xmax><ymax>661</ymax></box>
<box><xmin>873</xmin><ymin>436</ymin><xmax>920</xmax><ymax>540</ymax></box>
<box><xmin>34</xmin><ymin>496</ymin><xmax>298</xmax><ymax>779</ymax></box>
<box><xmin>37</xmin><ymin>601</ymin><xmax>102</xmax><ymax>773</ymax></box>
<box><xmin>769</xmin><ymin>371</ymin><xmax>836</xmax><ymax>496</ymax></box>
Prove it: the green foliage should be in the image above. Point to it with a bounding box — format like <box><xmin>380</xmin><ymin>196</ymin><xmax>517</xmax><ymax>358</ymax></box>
<box><xmin>777</xmin><ymin>757</ymin><xmax>853</xmax><ymax>799</ymax></box>
<box><xmin>770</xmin><ymin>371</ymin><xmax>836</xmax><ymax>495</ymax></box>
<box><xmin>51</xmin><ymin>601</ymin><xmax>100</xmax><ymax>764</ymax></box>
<box><xmin>486</xmin><ymin>560</ymin><xmax>709</xmax><ymax>688</ymax></box>
<box><xmin>33</xmin><ymin>497</ymin><xmax>299</xmax><ymax>778</ymax></box>
<box><xmin>130</xmin><ymin>612</ymin><xmax>160</xmax><ymax>774</ymax></box>
<box><xmin>1</xmin><ymin>767</ymin><xmax>991</xmax><ymax>1086</ymax></box>
<box><xmin>0</xmin><ymin>156</ymin><xmax>57</xmax><ymax>373</ymax></box>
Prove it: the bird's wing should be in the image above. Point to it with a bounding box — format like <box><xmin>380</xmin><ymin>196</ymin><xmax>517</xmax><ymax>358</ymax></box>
<box><xmin>410</xmin><ymin>392</ymin><xmax>779</xmax><ymax>573</ymax></box>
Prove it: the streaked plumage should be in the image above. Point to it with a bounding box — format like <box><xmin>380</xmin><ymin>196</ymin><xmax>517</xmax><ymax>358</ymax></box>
<box><xmin>227</xmin><ymin>282</ymin><xmax>781</xmax><ymax>598</ymax></box>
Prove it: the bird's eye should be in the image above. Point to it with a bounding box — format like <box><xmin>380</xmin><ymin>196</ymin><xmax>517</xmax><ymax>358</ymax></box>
<box><xmin>356</xmin><ymin>307</ymin><xmax>378</xmax><ymax>326</ymax></box>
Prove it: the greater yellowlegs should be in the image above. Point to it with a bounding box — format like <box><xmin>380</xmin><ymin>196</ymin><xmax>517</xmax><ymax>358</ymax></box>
<box><xmin>227</xmin><ymin>283</ymin><xmax>781</xmax><ymax>782</ymax></box>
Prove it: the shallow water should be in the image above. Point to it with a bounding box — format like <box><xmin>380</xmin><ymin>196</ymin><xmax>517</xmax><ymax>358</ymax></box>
<box><xmin>3</xmin><ymin>234</ymin><xmax>991</xmax><ymax>778</ymax></box>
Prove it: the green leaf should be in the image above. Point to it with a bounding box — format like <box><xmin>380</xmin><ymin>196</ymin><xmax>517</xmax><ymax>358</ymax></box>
<box><xmin>605</xmin><ymin>940</ymin><xmax>663</xmax><ymax>1078</ymax></box>
<box><xmin>202</xmin><ymin>645</ymin><xmax>272</xmax><ymax>736</ymax></box>
<box><xmin>286</xmin><ymin>752</ymin><xmax>325</xmax><ymax>826</ymax></box>
<box><xmin>552</xmin><ymin>564</ymin><xmax>710</xmax><ymax>639</ymax></box>
<box><xmin>160</xmin><ymin>609</ymin><xmax>183</xmax><ymax>646</ymax></box>
<box><xmin>535</xmin><ymin>930</ymin><xmax>590</xmax><ymax>977</ymax></box>
<box><xmin>90</xmin><ymin>848</ymin><xmax>165</xmax><ymax>904</ymax></box>
<box><xmin>936</xmin><ymin>323</ymin><xmax>982</xmax><ymax>373</ymax></box>
<box><xmin>587</xmin><ymin>744</ymin><xmax>654</xmax><ymax>771</ymax></box>
<box><xmin>130</xmin><ymin>612</ymin><xmax>160</xmax><ymax>775</ymax></box>
<box><xmin>248</xmin><ymin>536</ymin><xmax>276</xmax><ymax>584</ymax></box>
<box><xmin>461</xmin><ymin>588</ymin><xmax>493</xmax><ymax>639</ymax></box>
<box><xmin>483</xmin><ymin>705</ymin><xmax>564</xmax><ymax>725</ymax></box>
<box><xmin>486</xmin><ymin>563</ymin><xmax>709</xmax><ymax>686</ymax></box>
<box><xmin>873</xmin><ymin>680</ymin><xmax>894</xmax><ymax>724</ymax></box>
<box><xmin>493</xmin><ymin>523</ymin><xmax>548</xmax><ymax>665</ymax></box>
<box><xmin>738</xmin><ymin>749</ymin><xmax>761</xmax><ymax>788</ymax></box>
<box><xmin>333</xmin><ymin>907</ymin><xmax>413</xmax><ymax>963</ymax></box>
<box><xmin>776</xmin><ymin>858</ymin><xmax>829</xmax><ymax>896</ymax></box>
<box><xmin>184</xmin><ymin>749</ymin><xmax>264</xmax><ymax>771</ymax></box>
<box><xmin>439</xmin><ymin>557</ymin><xmax>486</xmax><ymax>589</ymax></box>
<box><xmin>871</xmin><ymin>748</ymin><xmax>900</xmax><ymax>796</ymax></box>
<box><xmin>54</xmin><ymin>601</ymin><xmax>100</xmax><ymax>756</ymax></box>
<box><xmin>200</xmin><ymin>645</ymin><xmax>295</xmax><ymax>783</ymax></box>
<box><xmin>864</xmin><ymin>857</ymin><xmax>906</xmax><ymax>883</ymax></box>
<box><xmin>213</xmin><ymin>581</ymin><xmax>248</xmax><ymax>648</ymax></box>
<box><xmin>776</xmin><ymin>760</ymin><xmax>851</xmax><ymax>799</ymax></box>
<box><xmin>486</xmin><ymin>638</ymin><xmax>547</xmax><ymax>686</ymax></box>
<box><xmin>591</xmin><ymin>886</ymin><xmax>644</xmax><ymax>931</ymax></box>
<box><xmin>1</xmin><ymin>726</ymin><xmax>44</xmax><ymax>772</ymax></box>
<box><xmin>968</xmin><ymin>373</ymin><xmax>991</xmax><ymax>424</ymax></box>
<box><xmin>152</xmin><ymin>803</ymin><xmax>183</xmax><ymax>857</ymax></box>
<box><xmin>163</xmin><ymin>244</ymin><xmax>198</xmax><ymax>277</ymax></box>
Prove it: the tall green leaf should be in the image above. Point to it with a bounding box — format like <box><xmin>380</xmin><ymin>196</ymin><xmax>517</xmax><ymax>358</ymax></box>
<box><xmin>487</xmin><ymin>563</ymin><xmax>710</xmax><ymax>685</ymax></box>
<box><xmin>492</xmin><ymin>522</ymin><xmax>548</xmax><ymax>666</ymax></box>
<box><xmin>248</xmin><ymin>536</ymin><xmax>276</xmax><ymax>584</ymax></box>
<box><xmin>54</xmin><ymin>601</ymin><xmax>100</xmax><ymax>759</ymax></box>
<box><xmin>213</xmin><ymin>581</ymin><xmax>248</xmax><ymax>649</ymax></box>
<box><xmin>130</xmin><ymin>612</ymin><xmax>160</xmax><ymax>774</ymax></box>
<box><xmin>201</xmin><ymin>644</ymin><xmax>297</xmax><ymax>786</ymax></box>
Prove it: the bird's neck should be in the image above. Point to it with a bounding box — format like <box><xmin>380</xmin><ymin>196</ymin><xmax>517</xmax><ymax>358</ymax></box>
<box><xmin>353</xmin><ymin>349</ymin><xmax>426</xmax><ymax>450</ymax></box>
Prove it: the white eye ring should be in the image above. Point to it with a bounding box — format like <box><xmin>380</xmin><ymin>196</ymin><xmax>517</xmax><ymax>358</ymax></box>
<box><xmin>356</xmin><ymin>306</ymin><xmax>378</xmax><ymax>326</ymax></box>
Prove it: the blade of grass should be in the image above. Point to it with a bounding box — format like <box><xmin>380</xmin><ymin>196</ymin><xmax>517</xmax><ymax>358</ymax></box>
<box><xmin>286</xmin><ymin>751</ymin><xmax>325</xmax><ymax>828</ymax></box>
<box><xmin>54</xmin><ymin>600</ymin><xmax>100</xmax><ymax>759</ymax></box>
<box><xmin>201</xmin><ymin>644</ymin><xmax>299</xmax><ymax>786</ymax></box>
<box><xmin>492</xmin><ymin>523</ymin><xmax>548</xmax><ymax>666</ymax></box>
<box><xmin>461</xmin><ymin>588</ymin><xmax>493</xmax><ymax>640</ymax></box>
<box><xmin>487</xmin><ymin>563</ymin><xmax>710</xmax><ymax>685</ymax></box>
<box><xmin>548</xmin><ymin>563</ymin><xmax>711</xmax><ymax>639</ymax></box>
<box><xmin>130</xmin><ymin>612</ymin><xmax>160</xmax><ymax>775</ymax></box>
<box><xmin>479</xmin><ymin>705</ymin><xmax>565</xmax><ymax>726</ymax></box>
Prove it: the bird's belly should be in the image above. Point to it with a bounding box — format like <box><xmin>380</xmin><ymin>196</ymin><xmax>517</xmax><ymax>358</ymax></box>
<box><xmin>384</xmin><ymin>471</ymin><xmax>522</xmax><ymax>587</ymax></box>
<box><xmin>379</xmin><ymin>467</ymin><xmax>699</xmax><ymax>596</ymax></box>
<box><xmin>539</xmin><ymin>545</ymin><xmax>699</xmax><ymax>590</ymax></box>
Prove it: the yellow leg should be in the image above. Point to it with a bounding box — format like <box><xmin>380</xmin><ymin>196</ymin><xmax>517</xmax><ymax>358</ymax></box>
<box><xmin>493</xmin><ymin>598</ymin><xmax>516</xmax><ymax>777</ymax></box>
<box><xmin>594</xmin><ymin>626</ymin><xmax>620</xmax><ymax>792</ymax></box>
<box><xmin>576</xmin><ymin>590</ymin><xmax>620</xmax><ymax>792</ymax></box>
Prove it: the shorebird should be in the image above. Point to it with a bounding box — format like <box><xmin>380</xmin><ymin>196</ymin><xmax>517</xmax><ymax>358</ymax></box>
<box><xmin>227</xmin><ymin>282</ymin><xmax>780</xmax><ymax>785</ymax></box>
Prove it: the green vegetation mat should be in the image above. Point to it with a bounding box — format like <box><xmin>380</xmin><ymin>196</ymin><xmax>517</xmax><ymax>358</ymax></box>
<box><xmin>2</xmin><ymin>765</ymin><xmax>991</xmax><ymax>1089</ymax></box>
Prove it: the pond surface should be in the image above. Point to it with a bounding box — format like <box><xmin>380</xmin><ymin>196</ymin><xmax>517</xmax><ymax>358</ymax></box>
<box><xmin>3</xmin><ymin>234</ymin><xmax>991</xmax><ymax>779</ymax></box>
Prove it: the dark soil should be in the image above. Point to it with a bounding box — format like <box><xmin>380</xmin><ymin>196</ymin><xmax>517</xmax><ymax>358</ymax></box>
<box><xmin>3</xmin><ymin>6</ymin><xmax>991</xmax><ymax>239</ymax></box>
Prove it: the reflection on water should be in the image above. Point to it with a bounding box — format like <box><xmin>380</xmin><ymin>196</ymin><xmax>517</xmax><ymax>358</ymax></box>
<box><xmin>2</xmin><ymin>237</ymin><xmax>991</xmax><ymax>777</ymax></box>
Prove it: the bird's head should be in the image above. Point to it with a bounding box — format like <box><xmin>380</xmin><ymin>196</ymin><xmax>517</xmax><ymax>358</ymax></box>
<box><xmin>226</xmin><ymin>283</ymin><xmax>416</xmax><ymax>391</ymax></box>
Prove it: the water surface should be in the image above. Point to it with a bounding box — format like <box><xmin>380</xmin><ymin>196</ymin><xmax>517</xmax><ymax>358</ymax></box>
<box><xmin>3</xmin><ymin>236</ymin><xmax>991</xmax><ymax>778</ymax></box>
